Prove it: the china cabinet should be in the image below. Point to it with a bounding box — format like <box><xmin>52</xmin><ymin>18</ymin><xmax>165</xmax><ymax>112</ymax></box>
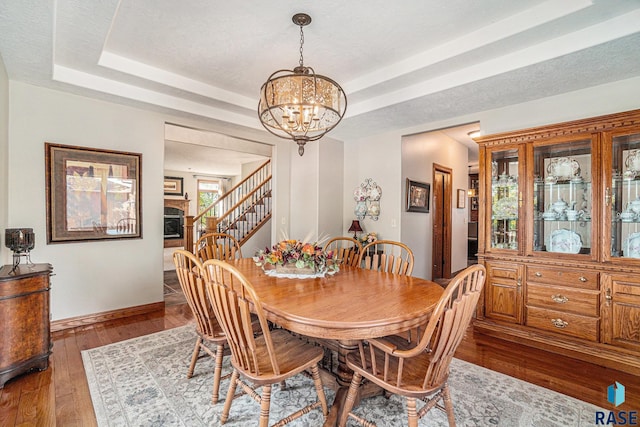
<box><xmin>475</xmin><ymin>109</ymin><xmax>640</xmax><ymax>374</ymax></box>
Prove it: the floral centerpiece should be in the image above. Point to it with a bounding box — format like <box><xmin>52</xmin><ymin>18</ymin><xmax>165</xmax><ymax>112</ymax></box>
<box><xmin>254</xmin><ymin>239</ymin><xmax>339</xmax><ymax>276</ymax></box>
<box><xmin>359</xmin><ymin>232</ymin><xmax>377</xmax><ymax>246</ymax></box>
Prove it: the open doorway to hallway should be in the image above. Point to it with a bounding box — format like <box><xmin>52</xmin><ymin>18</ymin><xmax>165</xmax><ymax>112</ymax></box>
<box><xmin>401</xmin><ymin>121</ymin><xmax>480</xmax><ymax>280</ymax></box>
<box><xmin>162</xmin><ymin>123</ymin><xmax>272</xmax><ymax>305</ymax></box>
<box><xmin>432</xmin><ymin>164</ymin><xmax>452</xmax><ymax>280</ymax></box>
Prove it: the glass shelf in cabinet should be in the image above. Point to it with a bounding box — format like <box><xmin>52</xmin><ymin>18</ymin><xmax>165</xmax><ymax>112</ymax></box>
<box><xmin>536</xmin><ymin>218</ymin><xmax>592</xmax><ymax>223</ymax></box>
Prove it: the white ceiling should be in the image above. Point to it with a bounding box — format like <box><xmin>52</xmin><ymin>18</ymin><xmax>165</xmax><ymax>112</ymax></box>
<box><xmin>2</xmin><ymin>0</ymin><xmax>640</xmax><ymax>174</ymax></box>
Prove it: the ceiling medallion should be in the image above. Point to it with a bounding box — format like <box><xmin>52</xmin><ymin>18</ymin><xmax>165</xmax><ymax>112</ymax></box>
<box><xmin>258</xmin><ymin>13</ymin><xmax>347</xmax><ymax>156</ymax></box>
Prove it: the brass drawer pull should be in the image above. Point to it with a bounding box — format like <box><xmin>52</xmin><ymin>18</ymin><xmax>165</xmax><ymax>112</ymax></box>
<box><xmin>551</xmin><ymin>318</ymin><xmax>568</xmax><ymax>328</ymax></box>
<box><xmin>579</xmin><ymin>276</ymin><xmax>587</xmax><ymax>282</ymax></box>
<box><xmin>535</xmin><ymin>272</ymin><xmax>542</xmax><ymax>277</ymax></box>
<box><xmin>551</xmin><ymin>294</ymin><xmax>569</xmax><ymax>304</ymax></box>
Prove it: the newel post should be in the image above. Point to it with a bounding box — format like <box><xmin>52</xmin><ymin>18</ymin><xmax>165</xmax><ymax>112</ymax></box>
<box><xmin>184</xmin><ymin>215</ymin><xmax>195</xmax><ymax>253</ymax></box>
<box><xmin>205</xmin><ymin>216</ymin><xmax>219</xmax><ymax>234</ymax></box>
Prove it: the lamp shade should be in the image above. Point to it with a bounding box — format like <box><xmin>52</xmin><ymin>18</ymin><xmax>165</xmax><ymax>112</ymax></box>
<box><xmin>348</xmin><ymin>220</ymin><xmax>362</xmax><ymax>239</ymax></box>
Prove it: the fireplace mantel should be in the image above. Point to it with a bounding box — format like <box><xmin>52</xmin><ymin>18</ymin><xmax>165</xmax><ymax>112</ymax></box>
<box><xmin>164</xmin><ymin>199</ymin><xmax>190</xmax><ymax>248</ymax></box>
<box><xmin>164</xmin><ymin>199</ymin><xmax>189</xmax><ymax>215</ymax></box>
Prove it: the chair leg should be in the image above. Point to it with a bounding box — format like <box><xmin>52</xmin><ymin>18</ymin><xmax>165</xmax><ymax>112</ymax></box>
<box><xmin>310</xmin><ymin>364</ymin><xmax>328</xmax><ymax>416</ymax></box>
<box><xmin>442</xmin><ymin>383</ymin><xmax>457</xmax><ymax>427</ymax></box>
<box><xmin>338</xmin><ymin>372</ymin><xmax>362</xmax><ymax>427</ymax></box>
<box><xmin>259</xmin><ymin>384</ymin><xmax>272</xmax><ymax>427</ymax></box>
<box><xmin>187</xmin><ymin>337</ymin><xmax>202</xmax><ymax>378</ymax></box>
<box><xmin>221</xmin><ymin>370</ymin><xmax>239</xmax><ymax>424</ymax></box>
<box><xmin>407</xmin><ymin>397</ymin><xmax>418</xmax><ymax>427</ymax></box>
<box><xmin>211</xmin><ymin>343</ymin><xmax>225</xmax><ymax>404</ymax></box>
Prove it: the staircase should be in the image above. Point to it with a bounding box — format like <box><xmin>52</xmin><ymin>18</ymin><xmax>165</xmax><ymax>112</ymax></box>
<box><xmin>184</xmin><ymin>159</ymin><xmax>272</xmax><ymax>252</ymax></box>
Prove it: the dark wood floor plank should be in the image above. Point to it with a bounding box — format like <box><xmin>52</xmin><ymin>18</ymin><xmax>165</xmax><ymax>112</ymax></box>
<box><xmin>14</xmin><ymin>363</ymin><xmax>55</xmax><ymax>426</ymax></box>
<box><xmin>456</xmin><ymin>327</ymin><xmax>640</xmax><ymax>410</ymax></box>
<box><xmin>0</xmin><ymin>378</ymin><xmax>20</xmax><ymax>426</ymax></box>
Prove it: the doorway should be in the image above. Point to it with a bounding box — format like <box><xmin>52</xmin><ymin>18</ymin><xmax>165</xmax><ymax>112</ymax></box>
<box><xmin>432</xmin><ymin>164</ymin><xmax>452</xmax><ymax>279</ymax></box>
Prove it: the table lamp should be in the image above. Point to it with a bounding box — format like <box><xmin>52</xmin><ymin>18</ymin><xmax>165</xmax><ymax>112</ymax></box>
<box><xmin>348</xmin><ymin>220</ymin><xmax>363</xmax><ymax>239</ymax></box>
<box><xmin>5</xmin><ymin>228</ymin><xmax>35</xmax><ymax>273</ymax></box>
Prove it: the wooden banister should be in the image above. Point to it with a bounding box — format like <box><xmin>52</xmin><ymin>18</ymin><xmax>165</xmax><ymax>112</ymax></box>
<box><xmin>184</xmin><ymin>159</ymin><xmax>272</xmax><ymax>253</ymax></box>
<box><xmin>193</xmin><ymin>159</ymin><xmax>270</xmax><ymax>223</ymax></box>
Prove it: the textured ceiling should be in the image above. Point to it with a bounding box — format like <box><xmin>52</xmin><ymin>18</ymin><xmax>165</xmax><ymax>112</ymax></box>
<box><xmin>1</xmin><ymin>0</ymin><xmax>640</xmax><ymax>173</ymax></box>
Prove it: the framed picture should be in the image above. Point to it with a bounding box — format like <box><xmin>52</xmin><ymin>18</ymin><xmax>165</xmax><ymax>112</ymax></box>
<box><xmin>457</xmin><ymin>189</ymin><xmax>466</xmax><ymax>209</ymax></box>
<box><xmin>406</xmin><ymin>179</ymin><xmax>430</xmax><ymax>213</ymax></box>
<box><xmin>471</xmin><ymin>197</ymin><xmax>479</xmax><ymax>211</ymax></box>
<box><xmin>164</xmin><ymin>176</ymin><xmax>184</xmax><ymax>196</ymax></box>
<box><xmin>45</xmin><ymin>143</ymin><xmax>142</xmax><ymax>243</ymax></box>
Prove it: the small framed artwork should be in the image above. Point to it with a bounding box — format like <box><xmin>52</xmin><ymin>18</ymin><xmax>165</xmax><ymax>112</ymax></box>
<box><xmin>45</xmin><ymin>142</ymin><xmax>142</xmax><ymax>243</ymax></box>
<box><xmin>406</xmin><ymin>179</ymin><xmax>430</xmax><ymax>213</ymax></box>
<box><xmin>164</xmin><ymin>176</ymin><xmax>184</xmax><ymax>196</ymax></box>
<box><xmin>457</xmin><ymin>189</ymin><xmax>466</xmax><ymax>209</ymax></box>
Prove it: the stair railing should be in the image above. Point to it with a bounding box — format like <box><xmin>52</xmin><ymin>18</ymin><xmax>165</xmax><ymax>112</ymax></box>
<box><xmin>184</xmin><ymin>159</ymin><xmax>271</xmax><ymax>252</ymax></box>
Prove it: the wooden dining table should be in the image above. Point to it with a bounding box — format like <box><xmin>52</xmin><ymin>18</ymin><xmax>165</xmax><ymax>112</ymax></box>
<box><xmin>227</xmin><ymin>258</ymin><xmax>444</xmax><ymax>426</ymax></box>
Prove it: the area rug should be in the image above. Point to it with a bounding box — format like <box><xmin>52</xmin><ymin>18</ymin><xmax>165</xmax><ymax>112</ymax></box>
<box><xmin>82</xmin><ymin>325</ymin><xmax>604</xmax><ymax>426</ymax></box>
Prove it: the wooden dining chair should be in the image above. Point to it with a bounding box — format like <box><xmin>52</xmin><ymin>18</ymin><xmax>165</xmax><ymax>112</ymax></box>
<box><xmin>195</xmin><ymin>232</ymin><xmax>242</xmax><ymax>262</ymax></box>
<box><xmin>323</xmin><ymin>236</ymin><xmax>363</xmax><ymax>267</ymax></box>
<box><xmin>358</xmin><ymin>239</ymin><xmax>414</xmax><ymax>276</ymax></box>
<box><xmin>172</xmin><ymin>249</ymin><xmax>228</xmax><ymax>404</ymax></box>
<box><xmin>339</xmin><ymin>264</ymin><xmax>486</xmax><ymax>427</ymax></box>
<box><xmin>202</xmin><ymin>259</ymin><xmax>328</xmax><ymax>427</ymax></box>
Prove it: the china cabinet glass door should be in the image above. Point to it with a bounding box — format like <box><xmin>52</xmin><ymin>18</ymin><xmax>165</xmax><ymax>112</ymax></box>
<box><xmin>609</xmin><ymin>131</ymin><xmax>640</xmax><ymax>260</ymax></box>
<box><xmin>489</xmin><ymin>147</ymin><xmax>522</xmax><ymax>252</ymax></box>
<box><xmin>532</xmin><ymin>138</ymin><xmax>593</xmax><ymax>256</ymax></box>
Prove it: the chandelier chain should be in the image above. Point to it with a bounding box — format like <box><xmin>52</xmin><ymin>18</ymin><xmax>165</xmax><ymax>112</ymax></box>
<box><xmin>298</xmin><ymin>24</ymin><xmax>305</xmax><ymax>67</ymax></box>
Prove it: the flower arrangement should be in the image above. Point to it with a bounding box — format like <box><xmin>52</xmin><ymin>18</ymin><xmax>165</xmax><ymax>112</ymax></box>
<box><xmin>254</xmin><ymin>239</ymin><xmax>339</xmax><ymax>275</ymax></box>
<box><xmin>360</xmin><ymin>232</ymin><xmax>377</xmax><ymax>245</ymax></box>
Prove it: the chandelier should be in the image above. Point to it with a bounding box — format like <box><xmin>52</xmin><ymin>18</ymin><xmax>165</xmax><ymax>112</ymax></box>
<box><xmin>258</xmin><ymin>13</ymin><xmax>347</xmax><ymax>156</ymax></box>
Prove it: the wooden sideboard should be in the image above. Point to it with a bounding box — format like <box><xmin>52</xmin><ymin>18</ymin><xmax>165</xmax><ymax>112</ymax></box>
<box><xmin>0</xmin><ymin>263</ymin><xmax>53</xmax><ymax>388</ymax></box>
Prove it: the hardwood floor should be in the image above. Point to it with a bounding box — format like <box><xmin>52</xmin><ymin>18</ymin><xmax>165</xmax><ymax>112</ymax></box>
<box><xmin>0</xmin><ymin>304</ymin><xmax>637</xmax><ymax>426</ymax></box>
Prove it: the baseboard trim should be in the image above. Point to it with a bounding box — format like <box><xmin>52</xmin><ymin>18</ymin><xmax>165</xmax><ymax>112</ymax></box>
<box><xmin>51</xmin><ymin>301</ymin><xmax>165</xmax><ymax>334</ymax></box>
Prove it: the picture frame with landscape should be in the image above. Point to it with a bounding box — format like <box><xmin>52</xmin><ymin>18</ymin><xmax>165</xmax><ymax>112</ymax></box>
<box><xmin>45</xmin><ymin>142</ymin><xmax>142</xmax><ymax>243</ymax></box>
<box><xmin>163</xmin><ymin>176</ymin><xmax>184</xmax><ymax>196</ymax></box>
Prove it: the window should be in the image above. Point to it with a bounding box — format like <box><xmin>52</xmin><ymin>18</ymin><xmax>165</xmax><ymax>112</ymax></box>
<box><xmin>198</xmin><ymin>179</ymin><xmax>221</xmax><ymax>219</ymax></box>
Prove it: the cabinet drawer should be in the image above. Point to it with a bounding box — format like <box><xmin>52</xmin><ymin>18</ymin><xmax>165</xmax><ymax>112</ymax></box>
<box><xmin>526</xmin><ymin>283</ymin><xmax>599</xmax><ymax>317</ymax></box>
<box><xmin>488</xmin><ymin>263</ymin><xmax>519</xmax><ymax>281</ymax></box>
<box><xmin>526</xmin><ymin>306</ymin><xmax>598</xmax><ymax>341</ymax></box>
<box><xmin>0</xmin><ymin>274</ymin><xmax>49</xmax><ymax>298</ymax></box>
<box><xmin>526</xmin><ymin>266</ymin><xmax>598</xmax><ymax>290</ymax></box>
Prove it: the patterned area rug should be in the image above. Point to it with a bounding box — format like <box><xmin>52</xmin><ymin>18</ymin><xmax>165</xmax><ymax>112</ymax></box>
<box><xmin>82</xmin><ymin>325</ymin><xmax>604</xmax><ymax>426</ymax></box>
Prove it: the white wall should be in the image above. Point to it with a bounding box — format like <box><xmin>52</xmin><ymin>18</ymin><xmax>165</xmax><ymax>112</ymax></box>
<box><xmin>318</xmin><ymin>139</ymin><xmax>344</xmax><ymax>241</ymax></box>
<box><xmin>343</xmin><ymin>76</ymin><xmax>640</xmax><ymax>280</ymax></box>
<box><xmin>5</xmin><ymin>81</ymin><xmax>284</xmax><ymax>321</ymax></box>
<box><xmin>344</xmin><ymin>131</ymin><xmax>403</xmax><ymax>242</ymax></box>
<box><xmin>241</xmin><ymin>159</ymin><xmax>266</xmax><ymax>179</ymax></box>
<box><xmin>401</xmin><ymin>132</ymin><xmax>468</xmax><ymax>280</ymax></box>
<box><xmin>288</xmin><ymin>139</ymin><xmax>344</xmax><ymax>243</ymax></box>
<box><xmin>290</xmin><ymin>142</ymin><xmax>319</xmax><ymax>241</ymax></box>
<box><xmin>8</xmin><ymin>82</ymin><xmax>166</xmax><ymax>320</ymax></box>
<box><xmin>0</xmin><ymin>56</ymin><xmax>8</xmax><ymax>263</ymax></box>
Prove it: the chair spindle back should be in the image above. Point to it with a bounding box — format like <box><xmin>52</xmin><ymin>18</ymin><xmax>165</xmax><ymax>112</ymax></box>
<box><xmin>323</xmin><ymin>237</ymin><xmax>363</xmax><ymax>267</ymax></box>
<box><xmin>203</xmin><ymin>259</ymin><xmax>280</xmax><ymax>376</ymax></box>
<box><xmin>359</xmin><ymin>240</ymin><xmax>414</xmax><ymax>276</ymax></box>
<box><xmin>195</xmin><ymin>232</ymin><xmax>242</xmax><ymax>262</ymax></box>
